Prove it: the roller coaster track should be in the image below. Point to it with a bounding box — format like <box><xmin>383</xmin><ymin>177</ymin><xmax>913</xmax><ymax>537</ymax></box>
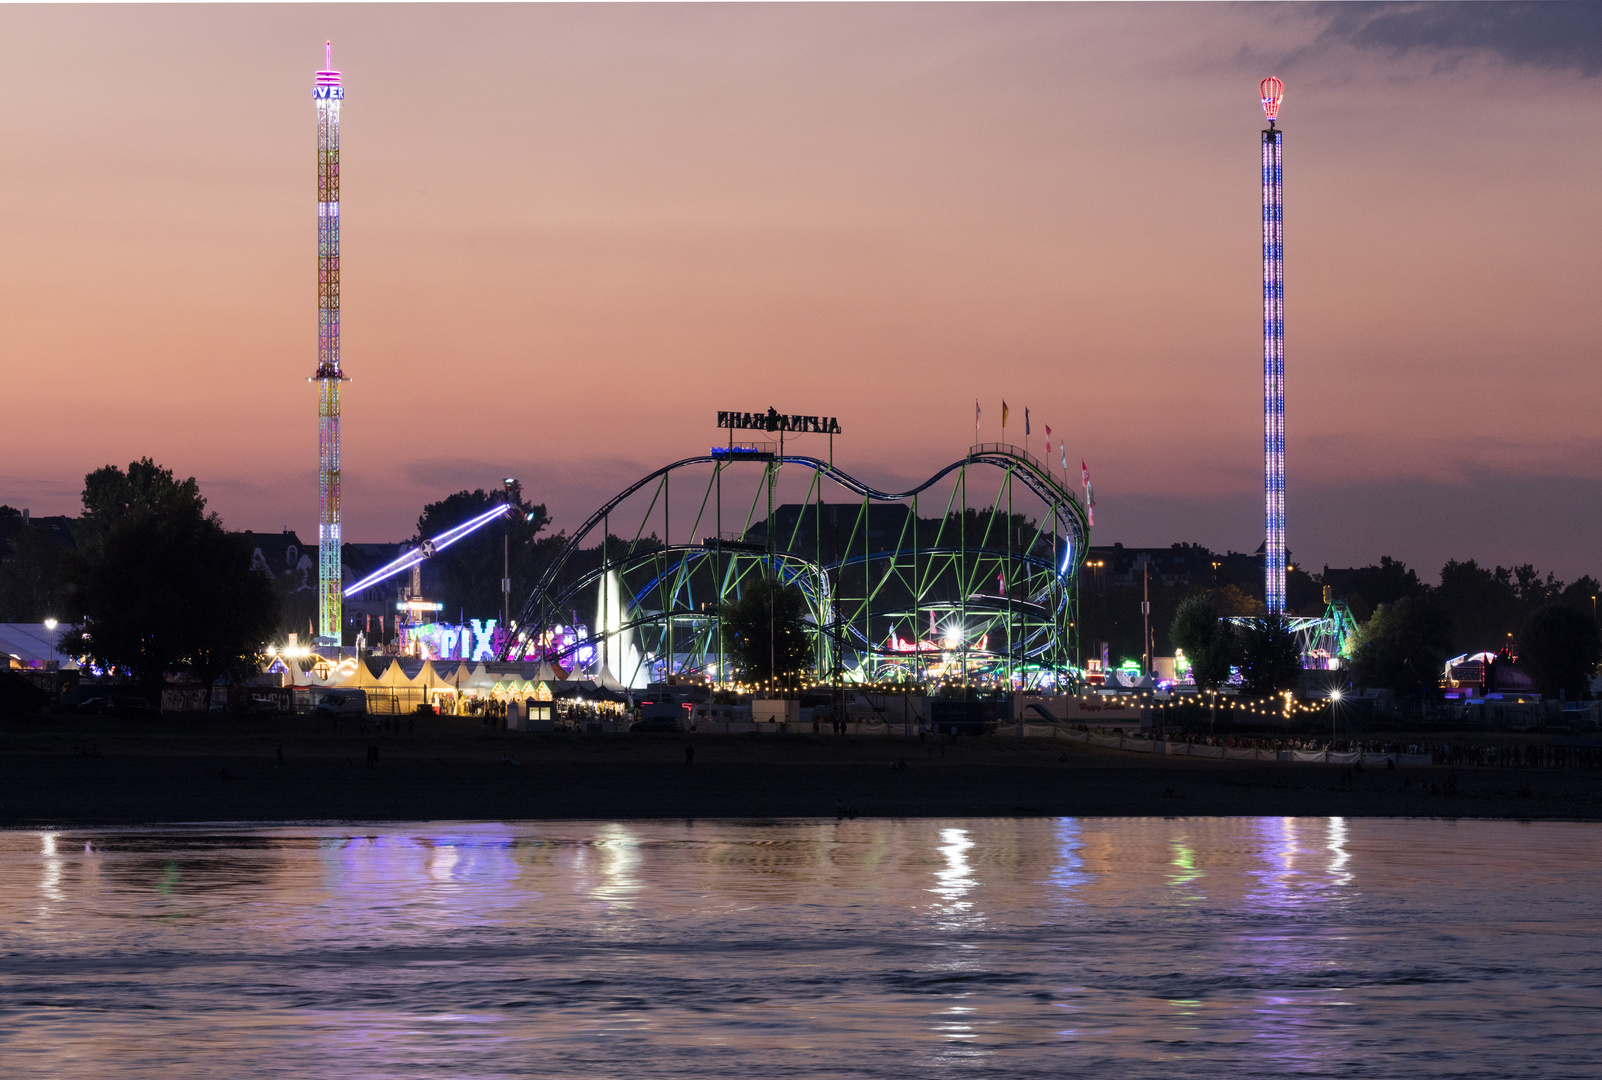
<box><xmin>502</xmin><ymin>446</ymin><xmax>1088</xmax><ymax>670</ymax></box>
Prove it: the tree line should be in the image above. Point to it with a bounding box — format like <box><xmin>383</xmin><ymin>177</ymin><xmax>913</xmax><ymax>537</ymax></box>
<box><xmin>1161</xmin><ymin>556</ymin><xmax>1601</xmax><ymax>701</ymax></box>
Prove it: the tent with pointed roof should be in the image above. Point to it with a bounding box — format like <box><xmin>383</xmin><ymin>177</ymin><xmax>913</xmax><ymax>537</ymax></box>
<box><xmin>528</xmin><ymin>660</ymin><xmax>567</xmax><ymax>683</ymax></box>
<box><xmin>376</xmin><ymin>659</ymin><xmax>416</xmax><ymax>689</ymax></box>
<box><xmin>343</xmin><ymin>659</ymin><xmax>389</xmax><ymax>690</ymax></box>
<box><xmin>413</xmin><ymin>660</ymin><xmax>454</xmax><ymax>692</ymax></box>
<box><xmin>465</xmin><ymin>663</ymin><xmax>500</xmax><ymax>690</ymax></box>
<box><xmin>592</xmin><ymin>665</ymin><xmax>630</xmax><ymax>694</ymax></box>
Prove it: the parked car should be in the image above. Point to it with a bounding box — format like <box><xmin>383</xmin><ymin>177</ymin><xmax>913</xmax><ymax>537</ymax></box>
<box><xmin>78</xmin><ymin>695</ymin><xmax>162</xmax><ymax>720</ymax></box>
<box><xmin>313</xmin><ymin>688</ymin><xmax>367</xmax><ymax>719</ymax></box>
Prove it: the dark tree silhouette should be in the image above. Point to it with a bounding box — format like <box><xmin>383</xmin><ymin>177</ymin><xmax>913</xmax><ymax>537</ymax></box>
<box><xmin>719</xmin><ymin>579</ymin><xmax>812</xmax><ymax>690</ymax></box>
<box><xmin>1519</xmin><ymin>603</ymin><xmax>1600</xmax><ymax>700</ymax></box>
<box><xmin>1169</xmin><ymin>593</ymin><xmax>1239</xmax><ymax>691</ymax></box>
<box><xmin>1350</xmin><ymin>596</ymin><xmax>1450</xmax><ymax>702</ymax></box>
<box><xmin>59</xmin><ymin>460</ymin><xmax>275</xmax><ymax>702</ymax></box>
<box><xmin>1237</xmin><ymin>614</ymin><xmax>1303</xmax><ymax>696</ymax></box>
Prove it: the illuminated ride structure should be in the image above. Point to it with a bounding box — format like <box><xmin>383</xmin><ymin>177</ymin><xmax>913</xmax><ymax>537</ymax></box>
<box><xmin>341</xmin><ymin>503</ymin><xmax>516</xmax><ymax>600</ymax></box>
<box><xmin>1299</xmin><ymin>598</ymin><xmax>1358</xmax><ymax>669</ymax></box>
<box><xmin>1260</xmin><ymin>75</ymin><xmax>1286</xmax><ymax>616</ymax></box>
<box><xmin>500</xmin><ymin>443</ymin><xmax>1090</xmax><ymax>689</ymax></box>
<box><xmin>1225</xmin><ymin>598</ymin><xmax>1358</xmax><ymax>673</ymax></box>
<box><xmin>312</xmin><ymin>43</ymin><xmax>346</xmax><ymax>646</ymax></box>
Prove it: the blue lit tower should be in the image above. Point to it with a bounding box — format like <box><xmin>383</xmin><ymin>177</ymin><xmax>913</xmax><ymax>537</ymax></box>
<box><xmin>313</xmin><ymin>43</ymin><xmax>345</xmax><ymax>645</ymax></box>
<box><xmin>1260</xmin><ymin>76</ymin><xmax>1286</xmax><ymax>616</ymax></box>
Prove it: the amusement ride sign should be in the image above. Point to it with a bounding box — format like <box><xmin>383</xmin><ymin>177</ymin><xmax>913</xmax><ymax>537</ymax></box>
<box><xmin>716</xmin><ymin>408</ymin><xmax>842</xmax><ymax>434</ymax></box>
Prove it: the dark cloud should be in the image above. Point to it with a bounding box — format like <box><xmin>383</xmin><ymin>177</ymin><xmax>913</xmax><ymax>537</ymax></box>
<box><xmin>1319</xmin><ymin>1</ymin><xmax>1602</xmax><ymax>76</ymax></box>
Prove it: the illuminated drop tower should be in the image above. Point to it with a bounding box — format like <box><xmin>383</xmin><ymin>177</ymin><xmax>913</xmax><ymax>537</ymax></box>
<box><xmin>1260</xmin><ymin>76</ymin><xmax>1286</xmax><ymax>616</ymax></box>
<box><xmin>313</xmin><ymin>43</ymin><xmax>346</xmax><ymax>646</ymax></box>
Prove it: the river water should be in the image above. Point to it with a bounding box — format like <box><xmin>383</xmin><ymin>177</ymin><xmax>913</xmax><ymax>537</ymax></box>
<box><xmin>0</xmin><ymin>818</ymin><xmax>1596</xmax><ymax>1078</ymax></box>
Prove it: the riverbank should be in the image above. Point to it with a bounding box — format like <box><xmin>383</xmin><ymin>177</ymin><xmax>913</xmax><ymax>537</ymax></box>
<box><xmin>2</xmin><ymin>713</ymin><xmax>1599</xmax><ymax>824</ymax></box>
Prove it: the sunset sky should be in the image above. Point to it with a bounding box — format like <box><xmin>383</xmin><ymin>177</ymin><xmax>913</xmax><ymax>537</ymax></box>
<box><xmin>2</xmin><ymin>3</ymin><xmax>1599</xmax><ymax>580</ymax></box>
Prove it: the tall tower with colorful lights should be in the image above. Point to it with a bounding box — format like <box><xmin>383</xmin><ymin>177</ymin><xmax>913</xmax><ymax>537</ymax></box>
<box><xmin>313</xmin><ymin>42</ymin><xmax>346</xmax><ymax>646</ymax></box>
<box><xmin>1260</xmin><ymin>76</ymin><xmax>1286</xmax><ymax>616</ymax></box>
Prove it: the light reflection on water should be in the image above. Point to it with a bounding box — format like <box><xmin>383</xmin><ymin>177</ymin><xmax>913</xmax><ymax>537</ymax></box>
<box><xmin>0</xmin><ymin>818</ymin><xmax>1597</xmax><ymax>1078</ymax></box>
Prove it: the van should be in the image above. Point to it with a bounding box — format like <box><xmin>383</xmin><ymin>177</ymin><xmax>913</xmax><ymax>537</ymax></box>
<box><xmin>632</xmin><ymin>701</ymin><xmax>685</xmax><ymax>731</ymax></box>
<box><xmin>314</xmin><ymin>688</ymin><xmax>367</xmax><ymax>719</ymax></box>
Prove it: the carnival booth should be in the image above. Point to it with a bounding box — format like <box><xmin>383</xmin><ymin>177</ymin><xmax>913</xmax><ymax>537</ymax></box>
<box><xmin>547</xmin><ymin>678</ymin><xmax>631</xmax><ymax>730</ymax></box>
<box><xmin>368</xmin><ymin>658</ymin><xmax>418</xmax><ymax>715</ymax></box>
<box><xmin>412</xmin><ymin>659</ymin><xmax>459</xmax><ymax>715</ymax></box>
<box><xmin>446</xmin><ymin>663</ymin><xmax>501</xmax><ymax>715</ymax></box>
<box><xmin>289</xmin><ymin>652</ymin><xmax>595</xmax><ymax>722</ymax></box>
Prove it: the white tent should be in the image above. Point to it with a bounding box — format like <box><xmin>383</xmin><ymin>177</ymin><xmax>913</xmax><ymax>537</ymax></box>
<box><xmin>528</xmin><ymin>660</ymin><xmax>567</xmax><ymax>683</ymax></box>
<box><xmin>376</xmin><ymin>659</ymin><xmax>417</xmax><ymax>690</ymax></box>
<box><xmin>413</xmin><ymin>660</ymin><xmax>454</xmax><ymax>692</ymax></box>
<box><xmin>464</xmin><ymin>663</ymin><xmax>500</xmax><ymax>691</ymax></box>
<box><xmin>592</xmin><ymin>664</ymin><xmax>629</xmax><ymax>693</ymax></box>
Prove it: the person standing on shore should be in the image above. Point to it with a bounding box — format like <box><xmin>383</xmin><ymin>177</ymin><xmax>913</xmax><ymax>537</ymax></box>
<box><xmin>684</xmin><ymin>744</ymin><xmax>695</xmax><ymax>769</ymax></box>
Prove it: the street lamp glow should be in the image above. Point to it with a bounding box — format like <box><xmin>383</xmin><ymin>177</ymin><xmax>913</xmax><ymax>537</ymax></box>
<box><xmin>1329</xmin><ymin>689</ymin><xmax>1342</xmax><ymax>701</ymax></box>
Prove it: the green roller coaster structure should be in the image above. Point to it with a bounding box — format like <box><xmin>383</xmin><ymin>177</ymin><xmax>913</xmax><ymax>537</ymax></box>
<box><xmin>503</xmin><ymin>443</ymin><xmax>1090</xmax><ymax>689</ymax></box>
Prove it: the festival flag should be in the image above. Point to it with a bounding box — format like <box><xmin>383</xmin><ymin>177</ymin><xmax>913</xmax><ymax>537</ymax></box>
<box><xmin>1081</xmin><ymin>459</ymin><xmax>1090</xmax><ymax>488</ymax></box>
<box><xmin>975</xmin><ymin>399</ymin><xmax>981</xmax><ymax>438</ymax></box>
<box><xmin>1024</xmin><ymin>408</ymin><xmax>1031</xmax><ymax>436</ymax></box>
<box><xmin>1044</xmin><ymin>424</ymin><xmax>1052</xmax><ymax>454</ymax></box>
<box><xmin>1001</xmin><ymin>401</ymin><xmax>1009</xmax><ymax>428</ymax></box>
<box><xmin>1060</xmin><ymin>446</ymin><xmax>1067</xmax><ymax>471</ymax></box>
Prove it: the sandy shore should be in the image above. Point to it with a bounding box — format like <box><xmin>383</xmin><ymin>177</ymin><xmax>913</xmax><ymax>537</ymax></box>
<box><xmin>2</xmin><ymin>713</ymin><xmax>1599</xmax><ymax>825</ymax></box>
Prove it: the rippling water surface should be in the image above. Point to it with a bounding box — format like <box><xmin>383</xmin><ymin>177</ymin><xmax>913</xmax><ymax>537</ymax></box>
<box><xmin>1</xmin><ymin>818</ymin><xmax>1597</xmax><ymax>1077</ymax></box>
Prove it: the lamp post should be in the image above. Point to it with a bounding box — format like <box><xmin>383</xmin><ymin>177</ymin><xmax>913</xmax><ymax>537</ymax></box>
<box><xmin>502</xmin><ymin>478</ymin><xmax>517</xmax><ymax>633</ymax></box>
<box><xmin>1141</xmin><ymin>561</ymin><xmax>1151</xmax><ymax>677</ymax></box>
<box><xmin>44</xmin><ymin>618</ymin><xmax>57</xmax><ymax>669</ymax></box>
<box><xmin>1328</xmin><ymin>688</ymin><xmax>1342</xmax><ymax>752</ymax></box>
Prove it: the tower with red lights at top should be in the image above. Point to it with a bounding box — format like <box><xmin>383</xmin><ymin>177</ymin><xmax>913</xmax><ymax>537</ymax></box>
<box><xmin>1260</xmin><ymin>76</ymin><xmax>1286</xmax><ymax>616</ymax></box>
<box><xmin>313</xmin><ymin>42</ymin><xmax>345</xmax><ymax>645</ymax></box>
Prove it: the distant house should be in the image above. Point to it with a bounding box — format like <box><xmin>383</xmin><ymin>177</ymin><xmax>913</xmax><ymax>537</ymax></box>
<box><xmin>1084</xmin><ymin>542</ymin><xmax>1218</xmax><ymax>590</ymax></box>
<box><xmin>238</xmin><ymin>530</ymin><xmax>317</xmax><ymax>592</ymax></box>
<box><xmin>0</xmin><ymin>509</ymin><xmax>77</xmax><ymax>553</ymax></box>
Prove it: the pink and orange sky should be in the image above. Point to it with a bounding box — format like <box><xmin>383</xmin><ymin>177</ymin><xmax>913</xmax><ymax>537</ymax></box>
<box><xmin>2</xmin><ymin>3</ymin><xmax>1599</xmax><ymax>579</ymax></box>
